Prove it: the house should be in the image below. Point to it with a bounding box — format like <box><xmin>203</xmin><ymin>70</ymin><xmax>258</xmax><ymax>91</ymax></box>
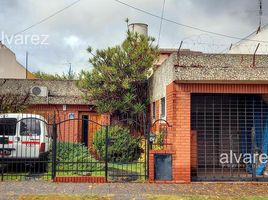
<box><xmin>227</xmin><ymin>25</ymin><xmax>268</xmax><ymax>54</ymax></box>
<box><xmin>149</xmin><ymin>52</ymin><xmax>268</xmax><ymax>183</ymax></box>
<box><xmin>0</xmin><ymin>42</ymin><xmax>35</xmax><ymax>79</ymax></box>
<box><xmin>0</xmin><ymin>79</ymin><xmax>109</xmax><ymax>148</ymax></box>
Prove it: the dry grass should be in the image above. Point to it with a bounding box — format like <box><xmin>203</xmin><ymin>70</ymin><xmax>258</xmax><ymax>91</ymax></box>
<box><xmin>18</xmin><ymin>194</ymin><xmax>112</xmax><ymax>200</ymax></box>
<box><xmin>146</xmin><ymin>195</ymin><xmax>268</xmax><ymax>200</ymax></box>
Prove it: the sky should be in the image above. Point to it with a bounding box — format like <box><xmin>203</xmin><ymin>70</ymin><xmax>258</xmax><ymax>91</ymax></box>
<box><xmin>0</xmin><ymin>0</ymin><xmax>267</xmax><ymax>74</ymax></box>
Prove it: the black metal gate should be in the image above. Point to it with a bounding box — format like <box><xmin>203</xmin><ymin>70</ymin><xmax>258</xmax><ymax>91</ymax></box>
<box><xmin>0</xmin><ymin>113</ymin><xmax>149</xmax><ymax>182</ymax></box>
<box><xmin>52</xmin><ymin>115</ymin><xmax>107</xmax><ymax>180</ymax></box>
<box><xmin>106</xmin><ymin>118</ymin><xmax>149</xmax><ymax>182</ymax></box>
<box><xmin>191</xmin><ymin>94</ymin><xmax>268</xmax><ymax>181</ymax></box>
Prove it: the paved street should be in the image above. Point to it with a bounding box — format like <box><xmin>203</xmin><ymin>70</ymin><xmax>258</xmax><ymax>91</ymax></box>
<box><xmin>2</xmin><ymin>181</ymin><xmax>268</xmax><ymax>200</ymax></box>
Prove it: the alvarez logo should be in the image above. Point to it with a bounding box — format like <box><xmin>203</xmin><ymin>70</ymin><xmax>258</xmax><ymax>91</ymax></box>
<box><xmin>220</xmin><ymin>150</ymin><xmax>268</xmax><ymax>164</ymax></box>
<box><xmin>1</xmin><ymin>31</ymin><xmax>49</xmax><ymax>46</ymax></box>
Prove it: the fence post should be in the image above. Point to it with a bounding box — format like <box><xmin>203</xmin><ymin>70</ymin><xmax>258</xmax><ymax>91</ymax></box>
<box><xmin>105</xmin><ymin>126</ymin><xmax>109</xmax><ymax>182</ymax></box>
<box><xmin>147</xmin><ymin>122</ymin><xmax>150</xmax><ymax>180</ymax></box>
<box><xmin>51</xmin><ymin>114</ymin><xmax>57</xmax><ymax>180</ymax></box>
<box><xmin>251</xmin><ymin>127</ymin><xmax>256</xmax><ymax>180</ymax></box>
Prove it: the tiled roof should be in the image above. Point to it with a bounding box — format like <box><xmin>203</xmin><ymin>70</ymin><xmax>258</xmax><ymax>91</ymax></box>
<box><xmin>0</xmin><ymin>79</ymin><xmax>92</xmax><ymax>105</ymax></box>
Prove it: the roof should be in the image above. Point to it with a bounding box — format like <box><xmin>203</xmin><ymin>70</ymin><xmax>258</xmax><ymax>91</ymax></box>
<box><xmin>155</xmin><ymin>48</ymin><xmax>203</xmax><ymax>66</ymax></box>
<box><xmin>173</xmin><ymin>53</ymin><xmax>268</xmax><ymax>83</ymax></box>
<box><xmin>159</xmin><ymin>48</ymin><xmax>202</xmax><ymax>55</ymax></box>
<box><xmin>0</xmin><ymin>79</ymin><xmax>92</xmax><ymax>105</ymax></box>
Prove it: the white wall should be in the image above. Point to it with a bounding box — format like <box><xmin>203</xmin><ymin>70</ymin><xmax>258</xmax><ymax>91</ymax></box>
<box><xmin>0</xmin><ymin>43</ymin><xmax>27</xmax><ymax>79</ymax></box>
<box><xmin>148</xmin><ymin>53</ymin><xmax>176</xmax><ymax>102</ymax></box>
<box><xmin>227</xmin><ymin>25</ymin><xmax>268</xmax><ymax>55</ymax></box>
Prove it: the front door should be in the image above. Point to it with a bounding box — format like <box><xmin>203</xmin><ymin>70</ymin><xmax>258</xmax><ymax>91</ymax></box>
<box><xmin>78</xmin><ymin>112</ymin><xmax>101</xmax><ymax>148</ymax></box>
<box><xmin>81</xmin><ymin>115</ymin><xmax>89</xmax><ymax>147</ymax></box>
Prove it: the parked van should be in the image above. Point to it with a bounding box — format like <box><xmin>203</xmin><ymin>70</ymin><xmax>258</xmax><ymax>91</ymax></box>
<box><xmin>0</xmin><ymin>113</ymin><xmax>51</xmax><ymax>160</ymax></box>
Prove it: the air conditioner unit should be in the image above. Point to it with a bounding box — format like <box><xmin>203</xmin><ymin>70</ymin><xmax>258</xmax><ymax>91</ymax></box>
<box><xmin>30</xmin><ymin>86</ymin><xmax>48</xmax><ymax>97</ymax></box>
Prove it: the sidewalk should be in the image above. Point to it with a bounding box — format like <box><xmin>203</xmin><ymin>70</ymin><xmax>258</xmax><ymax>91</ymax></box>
<box><xmin>1</xmin><ymin>181</ymin><xmax>268</xmax><ymax>200</ymax></box>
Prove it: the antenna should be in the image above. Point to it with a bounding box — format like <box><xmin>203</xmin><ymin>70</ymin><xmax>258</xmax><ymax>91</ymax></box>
<box><xmin>259</xmin><ymin>0</ymin><xmax>263</xmax><ymax>28</ymax></box>
<box><xmin>25</xmin><ymin>51</ymin><xmax>28</xmax><ymax>79</ymax></box>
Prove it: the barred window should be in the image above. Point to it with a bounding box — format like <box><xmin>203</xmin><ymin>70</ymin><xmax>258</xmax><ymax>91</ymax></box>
<box><xmin>152</xmin><ymin>102</ymin><xmax>156</xmax><ymax>119</ymax></box>
<box><xmin>160</xmin><ymin>97</ymin><xmax>166</xmax><ymax>118</ymax></box>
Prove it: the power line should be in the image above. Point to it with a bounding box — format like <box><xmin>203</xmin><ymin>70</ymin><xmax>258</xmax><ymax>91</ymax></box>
<box><xmin>157</xmin><ymin>0</ymin><xmax>166</xmax><ymax>45</ymax></box>
<box><xmin>114</xmin><ymin>0</ymin><xmax>268</xmax><ymax>43</ymax></box>
<box><xmin>12</xmin><ymin>0</ymin><xmax>82</xmax><ymax>36</ymax></box>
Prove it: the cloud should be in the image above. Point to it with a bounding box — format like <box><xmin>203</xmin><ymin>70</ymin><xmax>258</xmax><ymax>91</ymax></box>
<box><xmin>1</xmin><ymin>0</ymin><xmax>266</xmax><ymax>73</ymax></box>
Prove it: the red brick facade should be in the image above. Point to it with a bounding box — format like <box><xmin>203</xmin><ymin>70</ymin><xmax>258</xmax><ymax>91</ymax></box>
<box><xmin>27</xmin><ymin>104</ymin><xmax>108</xmax><ymax>148</ymax></box>
<box><xmin>53</xmin><ymin>176</ymin><xmax>106</xmax><ymax>183</ymax></box>
<box><xmin>149</xmin><ymin>82</ymin><xmax>268</xmax><ymax>183</ymax></box>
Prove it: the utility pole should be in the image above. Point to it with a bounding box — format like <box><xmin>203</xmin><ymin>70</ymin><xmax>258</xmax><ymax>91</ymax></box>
<box><xmin>25</xmin><ymin>51</ymin><xmax>28</xmax><ymax>79</ymax></box>
<box><xmin>68</xmin><ymin>63</ymin><xmax>72</xmax><ymax>79</ymax></box>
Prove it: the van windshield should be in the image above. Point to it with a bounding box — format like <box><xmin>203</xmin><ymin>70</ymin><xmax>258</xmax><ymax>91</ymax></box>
<box><xmin>20</xmin><ymin>118</ymin><xmax>41</xmax><ymax>136</ymax></box>
<box><xmin>0</xmin><ymin>118</ymin><xmax>17</xmax><ymax>136</ymax></box>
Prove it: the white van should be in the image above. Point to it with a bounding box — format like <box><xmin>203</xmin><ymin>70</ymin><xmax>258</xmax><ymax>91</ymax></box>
<box><xmin>0</xmin><ymin>113</ymin><xmax>51</xmax><ymax>160</ymax></box>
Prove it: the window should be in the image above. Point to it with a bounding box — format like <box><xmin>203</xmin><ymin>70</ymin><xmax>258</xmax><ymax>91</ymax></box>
<box><xmin>160</xmin><ymin>97</ymin><xmax>166</xmax><ymax>118</ymax></box>
<box><xmin>20</xmin><ymin>118</ymin><xmax>41</xmax><ymax>136</ymax></box>
<box><xmin>0</xmin><ymin>118</ymin><xmax>17</xmax><ymax>136</ymax></box>
<box><xmin>152</xmin><ymin>102</ymin><xmax>156</xmax><ymax>119</ymax></box>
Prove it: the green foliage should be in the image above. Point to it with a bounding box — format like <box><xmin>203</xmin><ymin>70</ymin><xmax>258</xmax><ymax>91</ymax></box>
<box><xmin>93</xmin><ymin>125</ymin><xmax>141</xmax><ymax>162</ymax></box>
<box><xmin>33</xmin><ymin>70</ymin><xmax>77</xmax><ymax>80</ymax></box>
<box><xmin>56</xmin><ymin>141</ymin><xmax>104</xmax><ymax>173</ymax></box>
<box><xmin>152</xmin><ymin>131</ymin><xmax>165</xmax><ymax>150</ymax></box>
<box><xmin>77</xmin><ymin>31</ymin><xmax>159</xmax><ymax>115</ymax></box>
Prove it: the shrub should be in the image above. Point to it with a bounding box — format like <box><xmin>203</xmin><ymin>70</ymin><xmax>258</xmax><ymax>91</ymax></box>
<box><xmin>93</xmin><ymin>125</ymin><xmax>141</xmax><ymax>162</ymax></box>
<box><xmin>56</xmin><ymin>141</ymin><xmax>104</xmax><ymax>173</ymax></box>
<box><xmin>152</xmin><ymin>131</ymin><xmax>165</xmax><ymax>150</ymax></box>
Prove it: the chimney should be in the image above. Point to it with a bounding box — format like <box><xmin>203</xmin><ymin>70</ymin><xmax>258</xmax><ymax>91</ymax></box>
<box><xmin>128</xmin><ymin>23</ymin><xmax>148</xmax><ymax>37</ymax></box>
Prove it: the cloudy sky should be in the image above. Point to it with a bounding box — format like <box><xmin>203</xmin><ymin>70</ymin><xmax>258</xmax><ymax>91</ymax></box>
<box><xmin>1</xmin><ymin>0</ymin><xmax>267</xmax><ymax>74</ymax></box>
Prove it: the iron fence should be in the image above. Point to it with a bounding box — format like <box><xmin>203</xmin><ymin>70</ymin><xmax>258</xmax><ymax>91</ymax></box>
<box><xmin>0</xmin><ymin>113</ymin><xmax>149</xmax><ymax>182</ymax></box>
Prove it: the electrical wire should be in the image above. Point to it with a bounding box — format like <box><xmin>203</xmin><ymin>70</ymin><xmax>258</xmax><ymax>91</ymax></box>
<box><xmin>12</xmin><ymin>0</ymin><xmax>82</xmax><ymax>36</ymax></box>
<box><xmin>114</xmin><ymin>0</ymin><xmax>268</xmax><ymax>43</ymax></box>
<box><xmin>157</xmin><ymin>0</ymin><xmax>166</xmax><ymax>45</ymax></box>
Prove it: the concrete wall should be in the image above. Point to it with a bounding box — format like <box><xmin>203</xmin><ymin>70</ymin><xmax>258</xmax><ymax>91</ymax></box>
<box><xmin>175</xmin><ymin>53</ymin><xmax>268</xmax><ymax>82</ymax></box>
<box><xmin>148</xmin><ymin>53</ymin><xmax>176</xmax><ymax>102</ymax></box>
<box><xmin>0</xmin><ymin>43</ymin><xmax>33</xmax><ymax>79</ymax></box>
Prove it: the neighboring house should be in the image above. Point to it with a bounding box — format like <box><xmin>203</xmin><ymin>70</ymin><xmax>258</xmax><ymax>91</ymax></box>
<box><xmin>227</xmin><ymin>24</ymin><xmax>268</xmax><ymax>54</ymax></box>
<box><xmin>0</xmin><ymin>79</ymin><xmax>108</xmax><ymax>148</ymax></box>
<box><xmin>0</xmin><ymin>42</ymin><xmax>35</xmax><ymax>79</ymax></box>
<box><xmin>149</xmin><ymin>52</ymin><xmax>268</xmax><ymax>183</ymax></box>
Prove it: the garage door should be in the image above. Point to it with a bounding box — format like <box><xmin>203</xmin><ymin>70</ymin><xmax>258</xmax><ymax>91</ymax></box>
<box><xmin>191</xmin><ymin>94</ymin><xmax>268</xmax><ymax>181</ymax></box>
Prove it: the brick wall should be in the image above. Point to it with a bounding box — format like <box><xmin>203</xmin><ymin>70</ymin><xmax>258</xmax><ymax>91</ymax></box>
<box><xmin>154</xmin><ymin>82</ymin><xmax>268</xmax><ymax>183</ymax></box>
<box><xmin>27</xmin><ymin>104</ymin><xmax>102</xmax><ymax>148</ymax></box>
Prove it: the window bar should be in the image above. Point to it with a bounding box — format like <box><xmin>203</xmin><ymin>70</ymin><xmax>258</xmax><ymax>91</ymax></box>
<box><xmin>204</xmin><ymin>96</ymin><xmax>207</xmax><ymax>178</ymax></box>
<box><xmin>220</xmin><ymin>95</ymin><xmax>223</xmax><ymax>178</ymax></box>
<box><xmin>212</xmin><ymin>96</ymin><xmax>215</xmax><ymax>177</ymax></box>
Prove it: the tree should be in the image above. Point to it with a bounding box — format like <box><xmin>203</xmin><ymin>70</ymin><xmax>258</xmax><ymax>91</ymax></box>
<box><xmin>0</xmin><ymin>81</ymin><xmax>30</xmax><ymax>113</ymax></box>
<box><xmin>33</xmin><ymin>68</ymin><xmax>77</xmax><ymax>80</ymax></box>
<box><xmin>78</xmin><ymin>30</ymin><xmax>159</xmax><ymax>117</ymax></box>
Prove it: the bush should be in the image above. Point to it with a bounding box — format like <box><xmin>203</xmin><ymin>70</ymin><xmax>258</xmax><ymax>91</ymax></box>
<box><xmin>56</xmin><ymin>141</ymin><xmax>104</xmax><ymax>173</ymax></box>
<box><xmin>93</xmin><ymin>125</ymin><xmax>141</xmax><ymax>162</ymax></box>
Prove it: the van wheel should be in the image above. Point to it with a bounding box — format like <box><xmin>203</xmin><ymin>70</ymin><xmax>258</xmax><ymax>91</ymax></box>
<box><xmin>31</xmin><ymin>155</ymin><xmax>49</xmax><ymax>173</ymax></box>
<box><xmin>36</xmin><ymin>162</ymin><xmax>48</xmax><ymax>173</ymax></box>
<box><xmin>30</xmin><ymin>161</ymin><xmax>48</xmax><ymax>173</ymax></box>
